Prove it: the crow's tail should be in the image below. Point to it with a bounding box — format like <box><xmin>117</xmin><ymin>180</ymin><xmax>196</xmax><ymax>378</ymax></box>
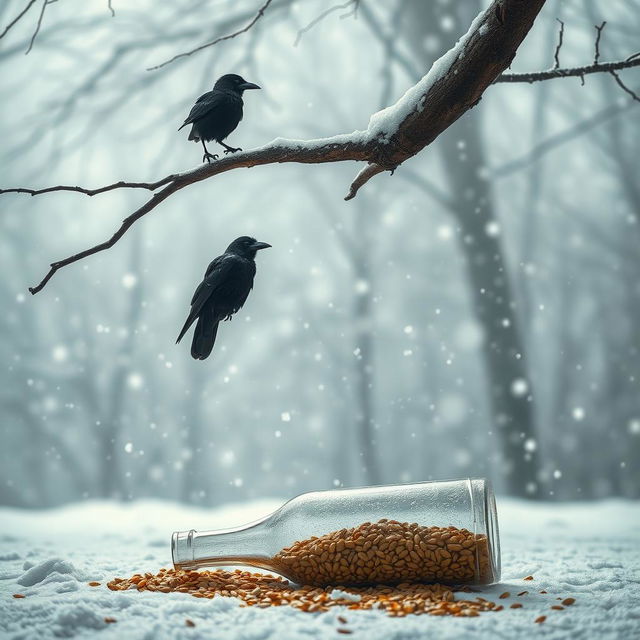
<box><xmin>191</xmin><ymin>312</ymin><xmax>219</xmax><ymax>360</ymax></box>
<box><xmin>176</xmin><ymin>310</ymin><xmax>198</xmax><ymax>345</ymax></box>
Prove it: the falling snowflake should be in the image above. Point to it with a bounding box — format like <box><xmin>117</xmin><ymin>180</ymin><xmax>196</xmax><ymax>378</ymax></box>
<box><xmin>404</xmin><ymin>325</ymin><xmax>414</xmax><ymax>335</ymax></box>
<box><xmin>440</xmin><ymin>15</ymin><xmax>455</xmax><ymax>31</ymax></box>
<box><xmin>52</xmin><ymin>345</ymin><xmax>68</xmax><ymax>362</ymax></box>
<box><xmin>124</xmin><ymin>442</ymin><xmax>133</xmax><ymax>454</ymax></box>
<box><xmin>221</xmin><ymin>451</ymin><xmax>235</xmax><ymax>466</ymax></box>
<box><xmin>572</xmin><ymin>407</ymin><xmax>585</xmax><ymax>421</ymax></box>
<box><xmin>121</xmin><ymin>273</ymin><xmax>138</xmax><ymax>289</ymax></box>
<box><xmin>511</xmin><ymin>378</ymin><xmax>529</xmax><ymax>397</ymax></box>
<box><xmin>281</xmin><ymin>412</ymin><xmax>291</xmax><ymax>422</ymax></box>
<box><xmin>437</xmin><ymin>225</ymin><xmax>453</xmax><ymax>240</ymax></box>
<box><xmin>523</xmin><ymin>438</ymin><xmax>537</xmax><ymax>452</ymax></box>
<box><xmin>127</xmin><ymin>372</ymin><xmax>144</xmax><ymax>390</ymax></box>
<box><xmin>354</xmin><ymin>280</ymin><xmax>370</xmax><ymax>294</ymax></box>
<box><xmin>485</xmin><ymin>221</ymin><xmax>501</xmax><ymax>237</ymax></box>
<box><xmin>628</xmin><ymin>419</ymin><xmax>640</xmax><ymax>435</ymax></box>
<box><xmin>553</xmin><ymin>469</ymin><xmax>562</xmax><ymax>479</ymax></box>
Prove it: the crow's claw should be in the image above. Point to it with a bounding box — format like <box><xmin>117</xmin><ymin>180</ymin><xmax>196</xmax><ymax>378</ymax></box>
<box><xmin>223</xmin><ymin>147</ymin><xmax>242</xmax><ymax>155</ymax></box>
<box><xmin>202</xmin><ymin>153</ymin><xmax>219</xmax><ymax>163</ymax></box>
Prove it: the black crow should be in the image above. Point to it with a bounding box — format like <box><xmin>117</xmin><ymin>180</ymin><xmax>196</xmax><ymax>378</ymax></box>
<box><xmin>179</xmin><ymin>74</ymin><xmax>261</xmax><ymax>163</ymax></box>
<box><xmin>176</xmin><ymin>236</ymin><xmax>271</xmax><ymax>360</ymax></box>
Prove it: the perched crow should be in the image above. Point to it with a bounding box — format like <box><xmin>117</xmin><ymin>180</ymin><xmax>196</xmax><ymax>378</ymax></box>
<box><xmin>179</xmin><ymin>74</ymin><xmax>261</xmax><ymax>163</ymax></box>
<box><xmin>176</xmin><ymin>236</ymin><xmax>271</xmax><ymax>360</ymax></box>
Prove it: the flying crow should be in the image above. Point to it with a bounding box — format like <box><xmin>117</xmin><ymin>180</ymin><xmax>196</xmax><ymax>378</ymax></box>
<box><xmin>176</xmin><ymin>236</ymin><xmax>271</xmax><ymax>360</ymax></box>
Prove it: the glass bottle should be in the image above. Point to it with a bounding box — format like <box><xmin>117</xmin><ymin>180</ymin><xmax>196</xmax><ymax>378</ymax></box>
<box><xmin>172</xmin><ymin>478</ymin><xmax>500</xmax><ymax>586</ymax></box>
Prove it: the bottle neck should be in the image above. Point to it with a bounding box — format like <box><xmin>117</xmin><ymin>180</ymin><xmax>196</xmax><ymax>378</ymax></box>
<box><xmin>172</xmin><ymin>516</ymin><xmax>273</xmax><ymax>572</ymax></box>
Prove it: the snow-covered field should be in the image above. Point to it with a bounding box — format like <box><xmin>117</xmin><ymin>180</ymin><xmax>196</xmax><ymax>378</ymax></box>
<box><xmin>1</xmin><ymin>498</ymin><xmax>639</xmax><ymax>639</ymax></box>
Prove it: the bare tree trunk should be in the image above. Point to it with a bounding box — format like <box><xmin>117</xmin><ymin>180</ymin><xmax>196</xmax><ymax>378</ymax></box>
<box><xmin>402</xmin><ymin>0</ymin><xmax>541</xmax><ymax>496</ymax></box>
<box><xmin>441</xmin><ymin>118</ymin><xmax>540</xmax><ymax>496</ymax></box>
<box><xmin>517</xmin><ymin>0</ymin><xmax>562</xmax><ymax>330</ymax></box>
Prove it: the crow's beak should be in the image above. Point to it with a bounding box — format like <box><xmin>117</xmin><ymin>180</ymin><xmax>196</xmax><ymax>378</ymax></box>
<box><xmin>251</xmin><ymin>241</ymin><xmax>271</xmax><ymax>251</ymax></box>
<box><xmin>239</xmin><ymin>81</ymin><xmax>261</xmax><ymax>91</ymax></box>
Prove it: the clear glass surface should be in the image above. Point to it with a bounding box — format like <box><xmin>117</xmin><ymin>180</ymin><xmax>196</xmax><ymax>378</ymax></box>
<box><xmin>172</xmin><ymin>478</ymin><xmax>500</xmax><ymax>585</ymax></box>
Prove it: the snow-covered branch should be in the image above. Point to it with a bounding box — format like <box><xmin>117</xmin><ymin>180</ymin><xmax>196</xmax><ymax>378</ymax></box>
<box><xmin>3</xmin><ymin>0</ymin><xmax>551</xmax><ymax>294</ymax></box>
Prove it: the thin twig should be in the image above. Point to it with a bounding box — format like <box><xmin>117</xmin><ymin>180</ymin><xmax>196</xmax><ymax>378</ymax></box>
<box><xmin>147</xmin><ymin>0</ymin><xmax>273</xmax><ymax>71</ymax></box>
<box><xmin>553</xmin><ymin>19</ymin><xmax>564</xmax><ymax>70</ymax></box>
<box><xmin>0</xmin><ymin>0</ymin><xmax>38</xmax><ymax>40</ymax></box>
<box><xmin>28</xmin><ymin>181</ymin><xmax>184</xmax><ymax>294</ymax></box>
<box><xmin>107</xmin><ymin>0</ymin><xmax>114</xmax><ymax>18</ymax></box>
<box><xmin>497</xmin><ymin>56</ymin><xmax>640</xmax><ymax>83</ymax></box>
<box><xmin>358</xmin><ymin>1</ymin><xmax>421</xmax><ymax>81</ymax></box>
<box><xmin>594</xmin><ymin>21</ymin><xmax>606</xmax><ymax>64</ymax></box>
<box><xmin>25</xmin><ymin>0</ymin><xmax>57</xmax><ymax>55</ymax></box>
<box><xmin>610</xmin><ymin>70</ymin><xmax>640</xmax><ymax>102</ymax></box>
<box><xmin>344</xmin><ymin>163</ymin><xmax>385</xmax><ymax>201</ymax></box>
<box><xmin>294</xmin><ymin>1</ymin><xmax>356</xmax><ymax>47</ymax></box>
<box><xmin>0</xmin><ymin>177</ymin><xmax>176</xmax><ymax>197</ymax></box>
<box><xmin>18</xmin><ymin>136</ymin><xmax>373</xmax><ymax>293</ymax></box>
<box><xmin>339</xmin><ymin>0</ymin><xmax>360</xmax><ymax>20</ymax></box>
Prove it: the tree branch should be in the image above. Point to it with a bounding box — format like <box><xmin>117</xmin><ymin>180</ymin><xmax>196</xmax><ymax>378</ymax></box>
<box><xmin>594</xmin><ymin>21</ymin><xmax>606</xmax><ymax>65</ymax></box>
<box><xmin>610</xmin><ymin>70</ymin><xmax>640</xmax><ymax>102</ymax></box>
<box><xmin>553</xmin><ymin>19</ymin><xmax>565</xmax><ymax>70</ymax></box>
<box><xmin>344</xmin><ymin>163</ymin><xmax>386</xmax><ymax>201</ymax></box>
<box><xmin>25</xmin><ymin>0</ymin><xmax>58</xmax><ymax>55</ymax></box>
<box><xmin>0</xmin><ymin>0</ymin><xmax>38</xmax><ymax>41</ymax></box>
<box><xmin>4</xmin><ymin>0</ymin><xmax>551</xmax><ymax>294</ymax></box>
<box><xmin>294</xmin><ymin>0</ymin><xmax>357</xmax><ymax>47</ymax></box>
<box><xmin>498</xmin><ymin>55</ymin><xmax>640</xmax><ymax>83</ymax></box>
<box><xmin>147</xmin><ymin>0</ymin><xmax>274</xmax><ymax>71</ymax></box>
<box><xmin>0</xmin><ymin>177</ymin><xmax>176</xmax><ymax>197</ymax></box>
<box><xmin>25</xmin><ymin>137</ymin><xmax>373</xmax><ymax>293</ymax></box>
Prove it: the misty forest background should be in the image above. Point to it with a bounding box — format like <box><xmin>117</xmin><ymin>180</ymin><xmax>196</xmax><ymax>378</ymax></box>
<box><xmin>1</xmin><ymin>0</ymin><xmax>638</xmax><ymax>508</ymax></box>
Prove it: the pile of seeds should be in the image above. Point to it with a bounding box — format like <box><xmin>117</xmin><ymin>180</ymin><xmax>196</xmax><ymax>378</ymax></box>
<box><xmin>272</xmin><ymin>519</ymin><xmax>493</xmax><ymax>586</ymax></box>
<box><xmin>107</xmin><ymin>568</ymin><xmax>497</xmax><ymax>617</ymax></box>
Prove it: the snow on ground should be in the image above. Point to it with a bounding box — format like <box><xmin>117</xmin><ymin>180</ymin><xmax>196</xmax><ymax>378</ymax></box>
<box><xmin>1</xmin><ymin>497</ymin><xmax>639</xmax><ymax>639</ymax></box>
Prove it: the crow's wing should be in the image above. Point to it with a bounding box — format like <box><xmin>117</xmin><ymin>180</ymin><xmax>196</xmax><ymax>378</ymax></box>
<box><xmin>176</xmin><ymin>254</ymin><xmax>235</xmax><ymax>344</ymax></box>
<box><xmin>178</xmin><ymin>91</ymin><xmax>227</xmax><ymax>130</ymax></box>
